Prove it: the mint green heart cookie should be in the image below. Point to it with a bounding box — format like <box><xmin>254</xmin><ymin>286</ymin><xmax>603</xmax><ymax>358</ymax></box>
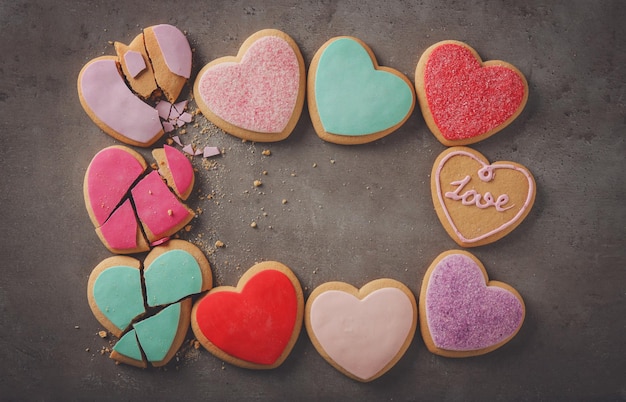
<box><xmin>310</xmin><ymin>37</ymin><xmax>415</xmax><ymax>144</ymax></box>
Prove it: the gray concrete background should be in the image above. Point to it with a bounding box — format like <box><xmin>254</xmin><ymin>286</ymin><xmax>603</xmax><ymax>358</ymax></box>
<box><xmin>1</xmin><ymin>0</ymin><xmax>624</xmax><ymax>400</ymax></box>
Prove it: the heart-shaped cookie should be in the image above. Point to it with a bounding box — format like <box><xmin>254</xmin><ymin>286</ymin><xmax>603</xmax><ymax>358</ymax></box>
<box><xmin>87</xmin><ymin>240</ymin><xmax>212</xmax><ymax>367</ymax></box>
<box><xmin>431</xmin><ymin>147</ymin><xmax>535</xmax><ymax>247</ymax></box>
<box><xmin>191</xmin><ymin>261</ymin><xmax>304</xmax><ymax>369</ymax></box>
<box><xmin>308</xmin><ymin>36</ymin><xmax>415</xmax><ymax>144</ymax></box>
<box><xmin>305</xmin><ymin>279</ymin><xmax>417</xmax><ymax>382</ymax></box>
<box><xmin>419</xmin><ymin>250</ymin><xmax>525</xmax><ymax>357</ymax></box>
<box><xmin>415</xmin><ymin>40</ymin><xmax>528</xmax><ymax>146</ymax></box>
<box><xmin>194</xmin><ymin>29</ymin><xmax>306</xmax><ymax>142</ymax></box>
<box><xmin>78</xmin><ymin>24</ymin><xmax>192</xmax><ymax>146</ymax></box>
<box><xmin>84</xmin><ymin>145</ymin><xmax>195</xmax><ymax>254</ymax></box>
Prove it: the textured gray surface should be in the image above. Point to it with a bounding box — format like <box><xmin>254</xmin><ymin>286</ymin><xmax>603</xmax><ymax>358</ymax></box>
<box><xmin>1</xmin><ymin>0</ymin><xmax>625</xmax><ymax>400</ymax></box>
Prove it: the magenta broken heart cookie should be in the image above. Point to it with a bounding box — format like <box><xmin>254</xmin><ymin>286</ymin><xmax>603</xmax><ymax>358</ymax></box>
<box><xmin>78</xmin><ymin>24</ymin><xmax>192</xmax><ymax>146</ymax></box>
<box><xmin>194</xmin><ymin>29</ymin><xmax>306</xmax><ymax>142</ymax></box>
<box><xmin>84</xmin><ymin>145</ymin><xmax>195</xmax><ymax>254</ymax></box>
<box><xmin>431</xmin><ymin>147</ymin><xmax>536</xmax><ymax>247</ymax></box>
<box><xmin>87</xmin><ymin>240</ymin><xmax>212</xmax><ymax>367</ymax></box>
<box><xmin>419</xmin><ymin>250</ymin><xmax>525</xmax><ymax>358</ymax></box>
<box><xmin>305</xmin><ymin>279</ymin><xmax>417</xmax><ymax>382</ymax></box>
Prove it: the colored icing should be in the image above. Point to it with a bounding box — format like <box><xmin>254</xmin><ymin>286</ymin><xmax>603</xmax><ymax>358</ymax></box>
<box><xmin>98</xmin><ymin>199</ymin><xmax>141</xmax><ymax>250</ymax></box>
<box><xmin>151</xmin><ymin>24</ymin><xmax>192</xmax><ymax>79</ymax></box>
<box><xmin>196</xmin><ymin>36</ymin><xmax>300</xmax><ymax>133</ymax></box>
<box><xmin>434</xmin><ymin>149</ymin><xmax>534</xmax><ymax>243</ymax></box>
<box><xmin>92</xmin><ymin>265</ymin><xmax>145</xmax><ymax>332</ymax></box>
<box><xmin>133</xmin><ymin>302</ymin><xmax>182</xmax><ymax>362</ymax></box>
<box><xmin>79</xmin><ymin>58</ymin><xmax>163</xmax><ymax>144</ymax></box>
<box><xmin>425</xmin><ymin>253</ymin><xmax>524</xmax><ymax>351</ymax></box>
<box><xmin>314</xmin><ymin>37</ymin><xmax>414</xmax><ymax>136</ymax></box>
<box><xmin>309</xmin><ymin>288</ymin><xmax>414</xmax><ymax>380</ymax></box>
<box><xmin>424</xmin><ymin>43</ymin><xmax>526</xmax><ymax>140</ymax></box>
<box><xmin>144</xmin><ymin>249</ymin><xmax>202</xmax><ymax>307</ymax></box>
<box><xmin>194</xmin><ymin>269</ymin><xmax>298</xmax><ymax>365</ymax></box>
<box><xmin>113</xmin><ymin>329</ymin><xmax>143</xmax><ymax>361</ymax></box>
<box><xmin>86</xmin><ymin>147</ymin><xmax>145</xmax><ymax>226</ymax></box>
<box><xmin>131</xmin><ymin>170</ymin><xmax>191</xmax><ymax>240</ymax></box>
<box><xmin>124</xmin><ymin>50</ymin><xmax>147</xmax><ymax>78</ymax></box>
<box><xmin>163</xmin><ymin>145</ymin><xmax>194</xmax><ymax>197</ymax></box>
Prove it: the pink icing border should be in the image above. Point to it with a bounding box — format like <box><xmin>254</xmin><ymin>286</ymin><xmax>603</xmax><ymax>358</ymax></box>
<box><xmin>435</xmin><ymin>150</ymin><xmax>534</xmax><ymax>243</ymax></box>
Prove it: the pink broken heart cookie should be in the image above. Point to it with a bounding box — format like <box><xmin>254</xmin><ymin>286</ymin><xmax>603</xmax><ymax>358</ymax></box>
<box><xmin>84</xmin><ymin>145</ymin><xmax>195</xmax><ymax>254</ymax></box>
<box><xmin>78</xmin><ymin>24</ymin><xmax>192</xmax><ymax>146</ymax></box>
<box><xmin>431</xmin><ymin>146</ymin><xmax>535</xmax><ymax>247</ymax></box>
<box><xmin>191</xmin><ymin>261</ymin><xmax>304</xmax><ymax>369</ymax></box>
<box><xmin>415</xmin><ymin>40</ymin><xmax>528</xmax><ymax>146</ymax></box>
<box><xmin>87</xmin><ymin>240</ymin><xmax>212</xmax><ymax>367</ymax></box>
<box><xmin>193</xmin><ymin>29</ymin><xmax>306</xmax><ymax>142</ymax></box>
<box><xmin>419</xmin><ymin>250</ymin><xmax>525</xmax><ymax>357</ymax></box>
<box><xmin>305</xmin><ymin>279</ymin><xmax>417</xmax><ymax>382</ymax></box>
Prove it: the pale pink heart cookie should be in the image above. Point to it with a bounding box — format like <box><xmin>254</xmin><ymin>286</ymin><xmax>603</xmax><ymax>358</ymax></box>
<box><xmin>84</xmin><ymin>145</ymin><xmax>194</xmax><ymax>254</ymax></box>
<box><xmin>194</xmin><ymin>29</ymin><xmax>306</xmax><ymax>142</ymax></box>
<box><xmin>420</xmin><ymin>250</ymin><xmax>525</xmax><ymax>357</ymax></box>
<box><xmin>431</xmin><ymin>146</ymin><xmax>536</xmax><ymax>247</ymax></box>
<box><xmin>305</xmin><ymin>279</ymin><xmax>417</xmax><ymax>382</ymax></box>
<box><xmin>415</xmin><ymin>40</ymin><xmax>528</xmax><ymax>146</ymax></box>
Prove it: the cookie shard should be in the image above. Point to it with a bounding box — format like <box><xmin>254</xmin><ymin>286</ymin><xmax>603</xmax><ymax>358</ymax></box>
<box><xmin>308</xmin><ymin>36</ymin><xmax>416</xmax><ymax>145</ymax></box>
<box><xmin>77</xmin><ymin>56</ymin><xmax>164</xmax><ymax>147</ymax></box>
<box><xmin>114</xmin><ymin>32</ymin><xmax>158</xmax><ymax>99</ymax></box>
<box><xmin>95</xmin><ymin>198</ymin><xmax>150</xmax><ymax>254</ymax></box>
<box><xmin>415</xmin><ymin>40</ymin><xmax>528</xmax><ymax>146</ymax></box>
<box><xmin>144</xmin><ymin>24</ymin><xmax>192</xmax><ymax>103</ymax></box>
<box><xmin>110</xmin><ymin>329</ymin><xmax>147</xmax><ymax>368</ymax></box>
<box><xmin>305</xmin><ymin>279</ymin><xmax>417</xmax><ymax>382</ymax></box>
<box><xmin>152</xmin><ymin>145</ymin><xmax>195</xmax><ymax>200</ymax></box>
<box><xmin>193</xmin><ymin>29</ymin><xmax>306</xmax><ymax>142</ymax></box>
<box><xmin>191</xmin><ymin>261</ymin><xmax>304</xmax><ymax>369</ymax></box>
<box><xmin>419</xmin><ymin>251</ymin><xmax>525</xmax><ymax>358</ymax></box>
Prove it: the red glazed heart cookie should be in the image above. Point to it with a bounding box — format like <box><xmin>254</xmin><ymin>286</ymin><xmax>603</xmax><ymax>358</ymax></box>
<box><xmin>415</xmin><ymin>40</ymin><xmax>528</xmax><ymax>146</ymax></box>
<box><xmin>431</xmin><ymin>147</ymin><xmax>535</xmax><ymax>247</ymax></box>
<box><xmin>420</xmin><ymin>250</ymin><xmax>525</xmax><ymax>357</ymax></box>
<box><xmin>305</xmin><ymin>279</ymin><xmax>417</xmax><ymax>382</ymax></box>
<box><xmin>84</xmin><ymin>145</ymin><xmax>195</xmax><ymax>254</ymax></box>
<box><xmin>191</xmin><ymin>261</ymin><xmax>304</xmax><ymax>369</ymax></box>
<box><xmin>194</xmin><ymin>29</ymin><xmax>306</xmax><ymax>142</ymax></box>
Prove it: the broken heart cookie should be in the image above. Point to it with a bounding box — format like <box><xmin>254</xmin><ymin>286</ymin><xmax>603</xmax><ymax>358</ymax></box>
<box><xmin>305</xmin><ymin>279</ymin><xmax>417</xmax><ymax>382</ymax></box>
<box><xmin>194</xmin><ymin>29</ymin><xmax>306</xmax><ymax>142</ymax></box>
<box><xmin>87</xmin><ymin>240</ymin><xmax>212</xmax><ymax>367</ymax></box>
<box><xmin>78</xmin><ymin>24</ymin><xmax>192</xmax><ymax>146</ymax></box>
<box><xmin>191</xmin><ymin>261</ymin><xmax>304</xmax><ymax>369</ymax></box>
<box><xmin>431</xmin><ymin>147</ymin><xmax>535</xmax><ymax>247</ymax></box>
<box><xmin>84</xmin><ymin>145</ymin><xmax>195</xmax><ymax>254</ymax></box>
<box><xmin>415</xmin><ymin>40</ymin><xmax>528</xmax><ymax>146</ymax></box>
<box><xmin>420</xmin><ymin>250</ymin><xmax>525</xmax><ymax>357</ymax></box>
<box><xmin>308</xmin><ymin>36</ymin><xmax>415</xmax><ymax>145</ymax></box>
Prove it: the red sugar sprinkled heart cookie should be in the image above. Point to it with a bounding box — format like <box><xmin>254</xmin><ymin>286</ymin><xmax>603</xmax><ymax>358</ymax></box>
<box><xmin>191</xmin><ymin>261</ymin><xmax>304</xmax><ymax>369</ymax></box>
<box><xmin>415</xmin><ymin>40</ymin><xmax>528</xmax><ymax>146</ymax></box>
<box><xmin>419</xmin><ymin>250</ymin><xmax>525</xmax><ymax>357</ymax></box>
<box><xmin>431</xmin><ymin>147</ymin><xmax>535</xmax><ymax>247</ymax></box>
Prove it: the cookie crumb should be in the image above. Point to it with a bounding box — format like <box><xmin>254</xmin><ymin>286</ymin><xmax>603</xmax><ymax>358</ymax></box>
<box><xmin>167</xmin><ymin>209</ymin><xmax>173</xmax><ymax>216</ymax></box>
<box><xmin>262</xmin><ymin>170</ymin><xmax>268</xmax><ymax>175</ymax></box>
<box><xmin>215</xmin><ymin>240</ymin><xmax>225</xmax><ymax>248</ymax></box>
<box><xmin>250</xmin><ymin>222</ymin><xmax>258</xmax><ymax>228</ymax></box>
<box><xmin>98</xmin><ymin>330</ymin><xmax>108</xmax><ymax>339</ymax></box>
<box><xmin>74</xmin><ymin>325</ymin><xmax>80</xmax><ymax>329</ymax></box>
<box><xmin>262</xmin><ymin>149</ymin><xmax>271</xmax><ymax>156</ymax></box>
<box><xmin>312</xmin><ymin>163</ymin><xmax>317</xmax><ymax>168</ymax></box>
<box><xmin>282</xmin><ymin>199</ymin><xmax>288</xmax><ymax>205</ymax></box>
<box><xmin>253</xmin><ymin>180</ymin><xmax>262</xmax><ymax>187</ymax></box>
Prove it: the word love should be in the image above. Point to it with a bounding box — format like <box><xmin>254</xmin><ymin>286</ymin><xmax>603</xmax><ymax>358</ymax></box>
<box><xmin>445</xmin><ymin>174</ymin><xmax>513</xmax><ymax>212</ymax></box>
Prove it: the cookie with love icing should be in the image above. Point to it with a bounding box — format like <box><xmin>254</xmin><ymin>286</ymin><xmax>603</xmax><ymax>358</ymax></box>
<box><xmin>415</xmin><ymin>40</ymin><xmax>528</xmax><ymax>146</ymax></box>
<box><xmin>191</xmin><ymin>261</ymin><xmax>304</xmax><ymax>369</ymax></box>
<box><xmin>308</xmin><ymin>36</ymin><xmax>416</xmax><ymax>145</ymax></box>
<box><xmin>87</xmin><ymin>240</ymin><xmax>212</xmax><ymax>367</ymax></box>
<box><xmin>84</xmin><ymin>145</ymin><xmax>195</xmax><ymax>254</ymax></box>
<box><xmin>78</xmin><ymin>24</ymin><xmax>192</xmax><ymax>146</ymax></box>
<box><xmin>431</xmin><ymin>147</ymin><xmax>535</xmax><ymax>247</ymax></box>
<box><xmin>420</xmin><ymin>250</ymin><xmax>525</xmax><ymax>357</ymax></box>
<box><xmin>194</xmin><ymin>29</ymin><xmax>306</xmax><ymax>142</ymax></box>
<box><xmin>305</xmin><ymin>279</ymin><xmax>417</xmax><ymax>382</ymax></box>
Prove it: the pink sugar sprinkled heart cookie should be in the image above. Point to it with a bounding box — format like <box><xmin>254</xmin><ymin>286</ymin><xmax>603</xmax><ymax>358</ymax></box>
<box><xmin>415</xmin><ymin>40</ymin><xmax>528</xmax><ymax>146</ymax></box>
<box><xmin>419</xmin><ymin>250</ymin><xmax>525</xmax><ymax>357</ymax></box>
<box><xmin>194</xmin><ymin>29</ymin><xmax>306</xmax><ymax>142</ymax></box>
<box><xmin>305</xmin><ymin>279</ymin><xmax>417</xmax><ymax>382</ymax></box>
